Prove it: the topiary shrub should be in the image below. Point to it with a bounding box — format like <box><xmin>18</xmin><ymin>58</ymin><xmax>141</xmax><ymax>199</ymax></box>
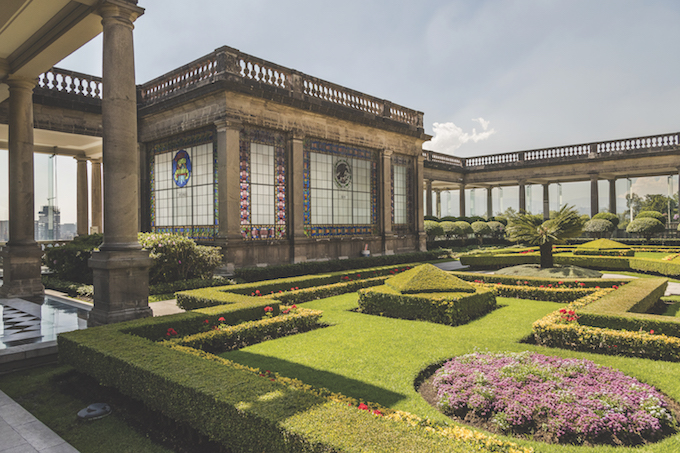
<box><xmin>452</xmin><ymin>221</ymin><xmax>472</xmax><ymax>239</ymax></box>
<box><xmin>424</xmin><ymin>215</ymin><xmax>440</xmax><ymax>222</ymax></box>
<box><xmin>424</xmin><ymin>220</ymin><xmax>444</xmax><ymax>241</ymax></box>
<box><xmin>439</xmin><ymin>221</ymin><xmax>456</xmax><ymax>239</ymax></box>
<box><xmin>637</xmin><ymin>211</ymin><xmax>666</xmax><ymax>223</ymax></box>
<box><xmin>470</xmin><ymin>221</ymin><xmax>491</xmax><ymax>244</ymax></box>
<box><xmin>487</xmin><ymin>221</ymin><xmax>505</xmax><ymax>239</ymax></box>
<box><xmin>44</xmin><ymin>233</ymin><xmax>103</xmax><ymax>284</ymax></box>
<box><xmin>583</xmin><ymin>218</ymin><xmax>615</xmax><ymax>238</ymax></box>
<box><xmin>626</xmin><ymin>218</ymin><xmax>666</xmax><ymax>242</ymax></box>
<box><xmin>138</xmin><ymin>233</ymin><xmax>222</xmax><ymax>284</ymax></box>
<box><xmin>592</xmin><ymin>211</ymin><xmax>620</xmax><ymax>228</ymax></box>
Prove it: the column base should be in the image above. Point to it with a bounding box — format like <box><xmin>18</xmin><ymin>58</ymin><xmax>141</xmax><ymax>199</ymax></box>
<box><xmin>88</xmin><ymin>249</ymin><xmax>152</xmax><ymax>327</ymax></box>
<box><xmin>0</xmin><ymin>244</ymin><xmax>44</xmax><ymax>298</ymax></box>
<box><xmin>382</xmin><ymin>233</ymin><xmax>396</xmax><ymax>256</ymax></box>
<box><xmin>418</xmin><ymin>232</ymin><xmax>427</xmax><ymax>252</ymax></box>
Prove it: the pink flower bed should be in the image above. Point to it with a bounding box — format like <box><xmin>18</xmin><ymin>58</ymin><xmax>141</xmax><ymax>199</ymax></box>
<box><xmin>433</xmin><ymin>352</ymin><xmax>674</xmax><ymax>445</ymax></box>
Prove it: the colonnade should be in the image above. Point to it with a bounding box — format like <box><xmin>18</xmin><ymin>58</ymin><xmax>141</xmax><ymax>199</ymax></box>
<box><xmin>425</xmin><ymin>171</ymin><xmax>680</xmax><ymax>220</ymax></box>
<box><xmin>1</xmin><ymin>0</ymin><xmax>150</xmax><ymax>326</ymax></box>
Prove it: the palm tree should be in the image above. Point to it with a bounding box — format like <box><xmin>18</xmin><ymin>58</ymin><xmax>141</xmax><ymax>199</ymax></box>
<box><xmin>506</xmin><ymin>205</ymin><xmax>584</xmax><ymax>268</ymax></box>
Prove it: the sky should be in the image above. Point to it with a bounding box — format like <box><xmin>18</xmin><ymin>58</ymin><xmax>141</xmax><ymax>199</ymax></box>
<box><xmin>2</xmin><ymin>0</ymin><xmax>680</xmax><ymax>223</ymax></box>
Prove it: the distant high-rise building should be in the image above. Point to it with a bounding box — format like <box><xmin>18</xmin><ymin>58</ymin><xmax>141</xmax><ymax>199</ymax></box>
<box><xmin>37</xmin><ymin>205</ymin><xmax>60</xmax><ymax>241</ymax></box>
<box><xmin>0</xmin><ymin>220</ymin><xmax>8</xmax><ymax>242</ymax></box>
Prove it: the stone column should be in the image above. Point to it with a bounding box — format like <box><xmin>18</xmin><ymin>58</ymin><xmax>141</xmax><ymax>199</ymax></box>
<box><xmin>519</xmin><ymin>180</ymin><xmax>526</xmax><ymax>213</ymax></box>
<box><xmin>415</xmin><ymin>154</ymin><xmax>426</xmax><ymax>250</ymax></box>
<box><xmin>542</xmin><ymin>183</ymin><xmax>550</xmax><ymax>220</ymax></box>
<box><xmin>608</xmin><ymin>179</ymin><xmax>616</xmax><ymax>215</ymax></box>
<box><xmin>425</xmin><ymin>180</ymin><xmax>433</xmax><ymax>217</ymax></box>
<box><xmin>435</xmin><ymin>190</ymin><xmax>441</xmax><ymax>218</ymax></box>
<box><xmin>0</xmin><ymin>76</ymin><xmax>44</xmax><ymax>298</ymax></box>
<box><xmin>91</xmin><ymin>160</ymin><xmax>103</xmax><ymax>233</ymax></box>
<box><xmin>590</xmin><ymin>173</ymin><xmax>599</xmax><ymax>217</ymax></box>
<box><xmin>381</xmin><ymin>149</ymin><xmax>394</xmax><ymax>255</ymax></box>
<box><xmin>75</xmin><ymin>157</ymin><xmax>89</xmax><ymax>236</ymax></box>
<box><xmin>459</xmin><ymin>183</ymin><xmax>466</xmax><ymax>217</ymax></box>
<box><xmin>290</xmin><ymin>132</ymin><xmax>307</xmax><ymax>262</ymax></box>
<box><xmin>88</xmin><ymin>1</ymin><xmax>151</xmax><ymax>326</ymax></box>
<box><xmin>486</xmin><ymin>187</ymin><xmax>493</xmax><ymax>219</ymax></box>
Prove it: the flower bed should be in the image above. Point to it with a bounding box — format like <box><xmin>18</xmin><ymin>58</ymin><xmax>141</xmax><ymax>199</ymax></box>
<box><xmin>431</xmin><ymin>351</ymin><xmax>676</xmax><ymax>446</ymax></box>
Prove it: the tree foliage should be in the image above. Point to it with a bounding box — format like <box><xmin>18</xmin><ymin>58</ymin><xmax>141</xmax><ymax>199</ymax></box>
<box><xmin>506</xmin><ymin>205</ymin><xmax>584</xmax><ymax>268</ymax></box>
<box><xmin>626</xmin><ymin>217</ymin><xmax>665</xmax><ymax>241</ymax></box>
<box><xmin>583</xmin><ymin>219</ymin><xmax>615</xmax><ymax>238</ymax></box>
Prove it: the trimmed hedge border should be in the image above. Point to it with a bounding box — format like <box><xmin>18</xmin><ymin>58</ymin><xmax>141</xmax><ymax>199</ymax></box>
<box><xmin>59</xmin><ymin>299</ymin><xmax>531</xmax><ymax>452</ymax></box>
<box><xmin>357</xmin><ymin>284</ymin><xmax>496</xmax><ymax>326</ymax></box>
<box><xmin>176</xmin><ymin>263</ymin><xmax>418</xmax><ymax>310</ymax></box>
<box><xmin>532</xmin><ymin>278</ymin><xmax>680</xmax><ymax>361</ymax></box>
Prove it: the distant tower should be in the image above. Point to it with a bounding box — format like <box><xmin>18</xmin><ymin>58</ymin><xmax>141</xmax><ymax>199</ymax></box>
<box><xmin>37</xmin><ymin>205</ymin><xmax>60</xmax><ymax>240</ymax></box>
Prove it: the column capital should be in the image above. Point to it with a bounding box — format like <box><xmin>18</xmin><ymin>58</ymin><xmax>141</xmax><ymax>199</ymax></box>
<box><xmin>290</xmin><ymin>129</ymin><xmax>305</xmax><ymax>141</ymax></box>
<box><xmin>6</xmin><ymin>75</ymin><xmax>36</xmax><ymax>91</ymax></box>
<box><xmin>214</xmin><ymin>118</ymin><xmax>242</xmax><ymax>132</ymax></box>
<box><xmin>382</xmin><ymin>148</ymin><xmax>394</xmax><ymax>157</ymax></box>
<box><xmin>73</xmin><ymin>155</ymin><xmax>89</xmax><ymax>163</ymax></box>
<box><xmin>98</xmin><ymin>0</ymin><xmax>144</xmax><ymax>25</ymax></box>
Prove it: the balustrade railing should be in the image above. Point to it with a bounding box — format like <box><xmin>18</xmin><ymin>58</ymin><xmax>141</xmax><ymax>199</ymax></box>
<box><xmin>137</xmin><ymin>46</ymin><xmax>423</xmax><ymax>129</ymax></box>
<box><xmin>37</xmin><ymin>68</ymin><xmax>102</xmax><ymax>99</ymax></box>
<box><xmin>422</xmin><ymin>132</ymin><xmax>680</xmax><ymax>170</ymax></box>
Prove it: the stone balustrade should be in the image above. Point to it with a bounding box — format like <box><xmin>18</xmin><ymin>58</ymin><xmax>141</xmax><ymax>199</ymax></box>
<box><xmin>137</xmin><ymin>46</ymin><xmax>424</xmax><ymax>129</ymax></box>
<box><xmin>36</xmin><ymin>68</ymin><xmax>103</xmax><ymax>99</ymax></box>
<box><xmin>424</xmin><ymin>132</ymin><xmax>680</xmax><ymax>170</ymax></box>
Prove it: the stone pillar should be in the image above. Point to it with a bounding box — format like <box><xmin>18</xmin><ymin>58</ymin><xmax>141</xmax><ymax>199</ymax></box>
<box><xmin>290</xmin><ymin>132</ymin><xmax>307</xmax><ymax>262</ymax></box>
<box><xmin>590</xmin><ymin>174</ymin><xmax>599</xmax><ymax>217</ymax></box>
<box><xmin>486</xmin><ymin>187</ymin><xmax>492</xmax><ymax>219</ymax></box>
<box><xmin>91</xmin><ymin>160</ymin><xmax>103</xmax><ymax>233</ymax></box>
<box><xmin>415</xmin><ymin>155</ymin><xmax>426</xmax><ymax>250</ymax></box>
<box><xmin>435</xmin><ymin>190</ymin><xmax>441</xmax><ymax>218</ymax></box>
<box><xmin>215</xmin><ymin>120</ymin><xmax>243</xmax><ymax>271</ymax></box>
<box><xmin>88</xmin><ymin>1</ymin><xmax>151</xmax><ymax>326</ymax></box>
<box><xmin>459</xmin><ymin>183</ymin><xmax>466</xmax><ymax>217</ymax></box>
<box><xmin>381</xmin><ymin>149</ymin><xmax>394</xmax><ymax>255</ymax></box>
<box><xmin>0</xmin><ymin>76</ymin><xmax>44</xmax><ymax>298</ymax></box>
<box><xmin>542</xmin><ymin>183</ymin><xmax>550</xmax><ymax>220</ymax></box>
<box><xmin>608</xmin><ymin>179</ymin><xmax>616</xmax><ymax>215</ymax></box>
<box><xmin>425</xmin><ymin>180</ymin><xmax>433</xmax><ymax>217</ymax></box>
<box><xmin>75</xmin><ymin>157</ymin><xmax>89</xmax><ymax>236</ymax></box>
<box><xmin>519</xmin><ymin>180</ymin><xmax>526</xmax><ymax>213</ymax></box>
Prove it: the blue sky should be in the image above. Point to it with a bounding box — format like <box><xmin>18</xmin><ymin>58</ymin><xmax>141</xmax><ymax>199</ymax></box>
<box><xmin>2</xmin><ymin>0</ymin><xmax>680</xmax><ymax>222</ymax></box>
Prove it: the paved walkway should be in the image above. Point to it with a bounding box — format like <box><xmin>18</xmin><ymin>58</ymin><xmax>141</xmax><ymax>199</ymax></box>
<box><xmin>0</xmin><ymin>390</ymin><xmax>78</xmax><ymax>453</ymax></box>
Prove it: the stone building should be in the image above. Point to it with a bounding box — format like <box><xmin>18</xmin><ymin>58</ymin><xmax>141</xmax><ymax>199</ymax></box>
<box><xmin>136</xmin><ymin>46</ymin><xmax>430</xmax><ymax>270</ymax></box>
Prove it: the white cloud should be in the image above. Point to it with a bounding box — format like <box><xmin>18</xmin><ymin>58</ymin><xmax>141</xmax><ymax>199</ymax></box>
<box><xmin>422</xmin><ymin>118</ymin><xmax>496</xmax><ymax>155</ymax></box>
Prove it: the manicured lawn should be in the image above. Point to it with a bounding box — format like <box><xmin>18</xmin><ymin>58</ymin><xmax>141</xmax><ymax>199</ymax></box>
<box><xmin>222</xmin><ymin>292</ymin><xmax>680</xmax><ymax>453</ymax></box>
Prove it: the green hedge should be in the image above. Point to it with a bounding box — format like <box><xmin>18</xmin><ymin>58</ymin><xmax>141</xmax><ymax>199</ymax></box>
<box><xmin>357</xmin><ymin>285</ymin><xmax>496</xmax><ymax>326</ymax></box>
<box><xmin>174</xmin><ymin>307</ymin><xmax>324</xmax><ymax>353</ymax></box>
<box><xmin>59</xmin><ymin>304</ymin><xmax>530</xmax><ymax>452</ymax></box>
<box><xmin>233</xmin><ymin>250</ymin><xmax>447</xmax><ymax>282</ymax></box>
<box><xmin>532</xmin><ymin>279</ymin><xmax>680</xmax><ymax>361</ymax></box>
<box><xmin>572</xmin><ymin>249</ymin><xmax>635</xmax><ymax>257</ymax></box>
<box><xmin>176</xmin><ymin>264</ymin><xmax>415</xmax><ymax>310</ymax></box>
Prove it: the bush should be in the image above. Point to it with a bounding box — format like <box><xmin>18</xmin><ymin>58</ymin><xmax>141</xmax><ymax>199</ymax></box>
<box><xmin>424</xmin><ymin>220</ymin><xmax>444</xmax><ymax>240</ymax></box>
<box><xmin>452</xmin><ymin>221</ymin><xmax>472</xmax><ymax>239</ymax></box>
<box><xmin>439</xmin><ymin>221</ymin><xmax>456</xmax><ymax>239</ymax></box>
<box><xmin>592</xmin><ymin>211</ymin><xmax>620</xmax><ymax>228</ymax></box>
<box><xmin>583</xmin><ymin>219</ymin><xmax>614</xmax><ymax>238</ymax></box>
<box><xmin>44</xmin><ymin>234</ymin><xmax>103</xmax><ymax>284</ymax></box>
<box><xmin>471</xmin><ymin>221</ymin><xmax>491</xmax><ymax>243</ymax></box>
<box><xmin>424</xmin><ymin>215</ymin><xmax>440</xmax><ymax>221</ymax></box>
<box><xmin>138</xmin><ymin>233</ymin><xmax>222</xmax><ymax>284</ymax></box>
<box><xmin>486</xmin><ymin>221</ymin><xmax>505</xmax><ymax>238</ymax></box>
<box><xmin>637</xmin><ymin>210</ymin><xmax>666</xmax><ymax>222</ymax></box>
<box><xmin>626</xmin><ymin>217</ymin><xmax>666</xmax><ymax>241</ymax></box>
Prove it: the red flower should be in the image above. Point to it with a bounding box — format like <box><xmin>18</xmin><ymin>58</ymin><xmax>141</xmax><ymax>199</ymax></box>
<box><xmin>650</xmin><ymin>330</ymin><xmax>655</xmax><ymax>335</ymax></box>
<box><xmin>203</xmin><ymin>319</ymin><xmax>209</xmax><ymax>324</ymax></box>
<box><xmin>218</xmin><ymin>317</ymin><xmax>225</xmax><ymax>322</ymax></box>
<box><xmin>358</xmin><ymin>403</ymin><xmax>369</xmax><ymax>411</ymax></box>
<box><xmin>373</xmin><ymin>410</ymin><xmax>382</xmax><ymax>416</ymax></box>
<box><xmin>166</xmin><ymin>327</ymin><xmax>178</xmax><ymax>336</ymax></box>
<box><xmin>255</xmin><ymin>289</ymin><xmax>261</xmax><ymax>296</ymax></box>
<box><xmin>291</xmin><ymin>305</ymin><xmax>297</xmax><ymax>309</ymax></box>
<box><xmin>264</xmin><ymin>306</ymin><xmax>273</xmax><ymax>313</ymax></box>
<box><xmin>559</xmin><ymin>309</ymin><xmax>567</xmax><ymax>314</ymax></box>
<box><xmin>595</xmin><ymin>286</ymin><xmax>600</xmax><ymax>289</ymax></box>
<box><xmin>613</xmin><ymin>285</ymin><xmax>618</xmax><ymax>289</ymax></box>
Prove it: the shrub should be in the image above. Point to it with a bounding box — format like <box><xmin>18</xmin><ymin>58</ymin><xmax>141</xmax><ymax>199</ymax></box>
<box><xmin>637</xmin><ymin>210</ymin><xmax>667</xmax><ymax>223</ymax></box>
<box><xmin>486</xmin><ymin>221</ymin><xmax>505</xmax><ymax>238</ymax></box>
<box><xmin>424</xmin><ymin>220</ymin><xmax>444</xmax><ymax>240</ymax></box>
<box><xmin>592</xmin><ymin>211</ymin><xmax>620</xmax><ymax>228</ymax></box>
<box><xmin>626</xmin><ymin>217</ymin><xmax>666</xmax><ymax>241</ymax></box>
<box><xmin>424</xmin><ymin>215</ymin><xmax>440</xmax><ymax>221</ymax></box>
<box><xmin>138</xmin><ymin>233</ymin><xmax>222</xmax><ymax>284</ymax></box>
<box><xmin>583</xmin><ymin>218</ymin><xmax>614</xmax><ymax>238</ymax></box>
<box><xmin>44</xmin><ymin>233</ymin><xmax>103</xmax><ymax>284</ymax></box>
<box><xmin>439</xmin><ymin>221</ymin><xmax>456</xmax><ymax>239</ymax></box>
<box><xmin>471</xmin><ymin>221</ymin><xmax>491</xmax><ymax>244</ymax></box>
<box><xmin>452</xmin><ymin>221</ymin><xmax>472</xmax><ymax>239</ymax></box>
